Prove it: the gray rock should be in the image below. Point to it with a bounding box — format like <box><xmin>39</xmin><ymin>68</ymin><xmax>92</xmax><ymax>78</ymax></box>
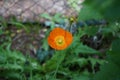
<box><xmin>0</xmin><ymin>0</ymin><xmax>83</xmax><ymax>22</ymax></box>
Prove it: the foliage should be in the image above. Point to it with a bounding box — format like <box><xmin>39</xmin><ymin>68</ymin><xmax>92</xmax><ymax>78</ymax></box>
<box><xmin>0</xmin><ymin>44</ymin><xmax>43</xmax><ymax>80</ymax></box>
<box><xmin>78</xmin><ymin>4</ymin><xmax>103</xmax><ymax>20</ymax></box>
<box><xmin>94</xmin><ymin>39</ymin><xmax>120</xmax><ymax>80</ymax></box>
<box><xmin>0</xmin><ymin>0</ymin><xmax>120</xmax><ymax>80</ymax></box>
<box><xmin>41</xmin><ymin>13</ymin><xmax>66</xmax><ymax>29</ymax></box>
<box><xmin>83</xmin><ymin>0</ymin><xmax>120</xmax><ymax>21</ymax></box>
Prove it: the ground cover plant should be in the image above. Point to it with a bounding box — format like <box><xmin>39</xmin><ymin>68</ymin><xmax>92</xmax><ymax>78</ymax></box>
<box><xmin>0</xmin><ymin>0</ymin><xmax>120</xmax><ymax>80</ymax></box>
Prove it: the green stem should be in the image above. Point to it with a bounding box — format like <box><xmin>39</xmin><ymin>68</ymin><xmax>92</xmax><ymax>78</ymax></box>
<box><xmin>53</xmin><ymin>51</ymin><xmax>62</xmax><ymax>79</ymax></box>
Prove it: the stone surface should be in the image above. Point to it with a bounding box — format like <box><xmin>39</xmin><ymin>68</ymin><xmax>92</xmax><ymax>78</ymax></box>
<box><xmin>0</xmin><ymin>0</ymin><xmax>83</xmax><ymax>22</ymax></box>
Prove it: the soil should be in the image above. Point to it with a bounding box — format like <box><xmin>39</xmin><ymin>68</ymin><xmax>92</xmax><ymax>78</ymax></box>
<box><xmin>0</xmin><ymin>24</ymin><xmax>48</xmax><ymax>56</ymax></box>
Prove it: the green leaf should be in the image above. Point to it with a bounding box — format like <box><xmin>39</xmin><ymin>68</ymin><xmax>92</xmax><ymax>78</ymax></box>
<box><xmin>78</xmin><ymin>4</ymin><xmax>103</xmax><ymax>20</ymax></box>
<box><xmin>71</xmin><ymin>71</ymin><xmax>91</xmax><ymax>80</ymax></box>
<box><xmin>94</xmin><ymin>39</ymin><xmax>120</xmax><ymax>80</ymax></box>
<box><xmin>43</xmin><ymin>51</ymin><xmax>66</xmax><ymax>72</ymax></box>
<box><xmin>9</xmin><ymin>21</ymin><xmax>29</xmax><ymax>32</ymax></box>
<box><xmin>41</xmin><ymin>13</ymin><xmax>52</xmax><ymax>20</ymax></box>
<box><xmin>88</xmin><ymin>57</ymin><xmax>105</xmax><ymax>73</ymax></box>
<box><xmin>110</xmin><ymin>39</ymin><xmax>120</xmax><ymax>53</ymax></box>
<box><xmin>107</xmin><ymin>39</ymin><xmax>120</xmax><ymax>67</ymax></box>
<box><xmin>3</xmin><ymin>63</ymin><xmax>23</xmax><ymax>70</ymax></box>
<box><xmin>42</xmin><ymin>39</ymin><xmax>49</xmax><ymax>51</ymax></box>
<box><xmin>75</xmin><ymin>44</ymin><xmax>99</xmax><ymax>54</ymax></box>
<box><xmin>51</xmin><ymin>22</ymin><xmax>55</xmax><ymax>29</ymax></box>
<box><xmin>53</xmin><ymin>13</ymin><xmax>63</xmax><ymax>23</ymax></box>
<box><xmin>94</xmin><ymin>62</ymin><xmax>120</xmax><ymax>80</ymax></box>
<box><xmin>73</xmin><ymin>75</ymin><xmax>90</xmax><ymax>80</ymax></box>
<box><xmin>0</xmin><ymin>55</ymin><xmax>7</xmax><ymax>63</ymax></box>
<box><xmin>84</xmin><ymin>0</ymin><xmax>120</xmax><ymax>21</ymax></box>
<box><xmin>67</xmin><ymin>57</ymin><xmax>88</xmax><ymax>67</ymax></box>
<box><xmin>84</xmin><ymin>27</ymin><xmax>99</xmax><ymax>36</ymax></box>
<box><xmin>0</xmin><ymin>29</ymin><xmax>3</xmax><ymax>35</ymax></box>
<box><xmin>0</xmin><ymin>71</ymin><xmax>22</xmax><ymax>79</ymax></box>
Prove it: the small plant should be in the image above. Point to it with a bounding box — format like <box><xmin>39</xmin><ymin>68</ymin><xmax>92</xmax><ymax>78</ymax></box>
<box><xmin>41</xmin><ymin>13</ymin><xmax>67</xmax><ymax>29</ymax></box>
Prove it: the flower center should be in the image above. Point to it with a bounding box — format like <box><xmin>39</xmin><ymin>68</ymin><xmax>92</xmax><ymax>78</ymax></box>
<box><xmin>55</xmin><ymin>36</ymin><xmax>65</xmax><ymax>46</ymax></box>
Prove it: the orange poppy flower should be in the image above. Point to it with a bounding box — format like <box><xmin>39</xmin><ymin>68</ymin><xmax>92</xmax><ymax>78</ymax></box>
<box><xmin>47</xmin><ymin>27</ymin><xmax>73</xmax><ymax>50</ymax></box>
